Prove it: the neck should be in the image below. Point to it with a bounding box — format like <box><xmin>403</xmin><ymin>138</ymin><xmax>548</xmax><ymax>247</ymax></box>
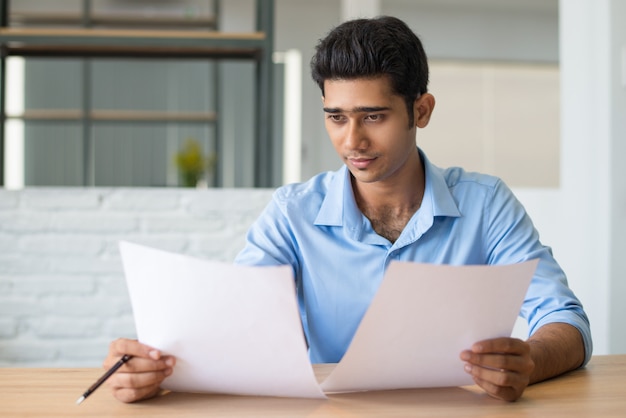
<box><xmin>352</xmin><ymin>152</ymin><xmax>425</xmax><ymax>213</ymax></box>
<box><xmin>351</xmin><ymin>152</ymin><xmax>425</xmax><ymax>243</ymax></box>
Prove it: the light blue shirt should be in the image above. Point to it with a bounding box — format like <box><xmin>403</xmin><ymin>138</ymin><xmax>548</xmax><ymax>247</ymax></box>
<box><xmin>235</xmin><ymin>150</ymin><xmax>592</xmax><ymax>365</ymax></box>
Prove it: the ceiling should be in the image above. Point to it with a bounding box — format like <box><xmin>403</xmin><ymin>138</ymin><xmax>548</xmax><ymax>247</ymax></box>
<box><xmin>387</xmin><ymin>0</ymin><xmax>558</xmax><ymax>15</ymax></box>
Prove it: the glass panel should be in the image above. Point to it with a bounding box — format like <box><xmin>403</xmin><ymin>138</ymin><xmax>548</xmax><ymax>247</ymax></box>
<box><xmin>93</xmin><ymin>123</ymin><xmax>215</xmax><ymax>187</ymax></box>
<box><xmin>24</xmin><ymin>58</ymin><xmax>82</xmax><ymax>110</ymax></box>
<box><xmin>91</xmin><ymin>60</ymin><xmax>215</xmax><ymax>113</ymax></box>
<box><xmin>23</xmin><ymin>122</ymin><xmax>83</xmax><ymax>186</ymax></box>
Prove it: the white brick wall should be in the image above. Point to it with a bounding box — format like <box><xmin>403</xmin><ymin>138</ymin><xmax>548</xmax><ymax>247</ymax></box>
<box><xmin>0</xmin><ymin>187</ymin><xmax>273</xmax><ymax>367</ymax></box>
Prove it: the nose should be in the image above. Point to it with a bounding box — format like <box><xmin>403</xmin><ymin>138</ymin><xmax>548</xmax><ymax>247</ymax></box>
<box><xmin>344</xmin><ymin>120</ymin><xmax>368</xmax><ymax>151</ymax></box>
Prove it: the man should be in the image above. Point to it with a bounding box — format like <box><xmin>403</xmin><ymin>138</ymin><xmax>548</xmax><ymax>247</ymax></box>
<box><xmin>105</xmin><ymin>16</ymin><xmax>591</xmax><ymax>403</ymax></box>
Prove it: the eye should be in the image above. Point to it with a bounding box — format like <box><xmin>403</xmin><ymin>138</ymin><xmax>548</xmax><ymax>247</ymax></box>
<box><xmin>365</xmin><ymin>114</ymin><xmax>383</xmax><ymax>122</ymax></box>
<box><xmin>326</xmin><ymin>114</ymin><xmax>345</xmax><ymax>123</ymax></box>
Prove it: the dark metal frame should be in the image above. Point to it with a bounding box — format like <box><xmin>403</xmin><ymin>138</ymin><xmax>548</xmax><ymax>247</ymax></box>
<box><xmin>0</xmin><ymin>0</ymin><xmax>275</xmax><ymax>187</ymax></box>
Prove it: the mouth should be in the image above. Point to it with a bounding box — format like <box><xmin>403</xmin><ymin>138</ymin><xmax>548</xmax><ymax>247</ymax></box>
<box><xmin>347</xmin><ymin>156</ymin><xmax>377</xmax><ymax>169</ymax></box>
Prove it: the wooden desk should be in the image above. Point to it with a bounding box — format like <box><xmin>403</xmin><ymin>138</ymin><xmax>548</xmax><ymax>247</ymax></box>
<box><xmin>1</xmin><ymin>355</ymin><xmax>624</xmax><ymax>417</ymax></box>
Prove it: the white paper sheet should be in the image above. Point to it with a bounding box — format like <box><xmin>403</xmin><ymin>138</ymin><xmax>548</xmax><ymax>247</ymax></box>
<box><xmin>119</xmin><ymin>241</ymin><xmax>326</xmax><ymax>399</ymax></box>
<box><xmin>120</xmin><ymin>241</ymin><xmax>537</xmax><ymax>397</ymax></box>
<box><xmin>320</xmin><ymin>260</ymin><xmax>537</xmax><ymax>393</ymax></box>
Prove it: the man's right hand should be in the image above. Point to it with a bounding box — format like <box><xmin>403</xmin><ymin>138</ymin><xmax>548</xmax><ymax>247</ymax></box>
<box><xmin>104</xmin><ymin>338</ymin><xmax>176</xmax><ymax>403</ymax></box>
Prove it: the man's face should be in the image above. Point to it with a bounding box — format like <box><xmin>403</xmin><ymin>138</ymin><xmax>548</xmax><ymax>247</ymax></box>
<box><xmin>322</xmin><ymin>76</ymin><xmax>418</xmax><ymax>186</ymax></box>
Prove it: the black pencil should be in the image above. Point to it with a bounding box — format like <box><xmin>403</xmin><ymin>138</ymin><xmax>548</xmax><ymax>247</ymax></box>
<box><xmin>76</xmin><ymin>354</ymin><xmax>133</xmax><ymax>405</ymax></box>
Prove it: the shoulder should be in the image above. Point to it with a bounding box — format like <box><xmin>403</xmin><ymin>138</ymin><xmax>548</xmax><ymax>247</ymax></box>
<box><xmin>426</xmin><ymin>162</ymin><xmax>520</xmax><ymax>218</ymax></box>
<box><xmin>441</xmin><ymin>165</ymin><xmax>501</xmax><ymax>191</ymax></box>
<box><xmin>271</xmin><ymin>169</ymin><xmax>341</xmax><ymax>213</ymax></box>
<box><xmin>274</xmin><ymin>170</ymin><xmax>336</xmax><ymax>201</ymax></box>
<box><xmin>421</xmin><ymin>149</ymin><xmax>503</xmax><ymax>199</ymax></box>
<box><xmin>437</xmin><ymin>165</ymin><xmax>515</xmax><ymax>202</ymax></box>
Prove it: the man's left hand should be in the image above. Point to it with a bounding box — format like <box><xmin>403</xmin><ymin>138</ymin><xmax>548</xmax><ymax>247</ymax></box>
<box><xmin>460</xmin><ymin>337</ymin><xmax>535</xmax><ymax>402</ymax></box>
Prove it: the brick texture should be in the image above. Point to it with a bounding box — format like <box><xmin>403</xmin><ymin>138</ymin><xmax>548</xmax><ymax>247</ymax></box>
<box><xmin>0</xmin><ymin>188</ymin><xmax>273</xmax><ymax>367</ymax></box>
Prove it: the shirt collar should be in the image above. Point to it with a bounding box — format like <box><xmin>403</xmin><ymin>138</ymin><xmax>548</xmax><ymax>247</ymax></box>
<box><xmin>314</xmin><ymin>148</ymin><xmax>461</xmax><ymax>230</ymax></box>
<box><xmin>420</xmin><ymin>149</ymin><xmax>462</xmax><ymax>218</ymax></box>
<box><xmin>314</xmin><ymin>165</ymin><xmax>353</xmax><ymax>227</ymax></box>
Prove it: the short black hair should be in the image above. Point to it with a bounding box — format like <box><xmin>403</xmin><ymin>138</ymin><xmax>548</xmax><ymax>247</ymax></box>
<box><xmin>310</xmin><ymin>16</ymin><xmax>429</xmax><ymax>126</ymax></box>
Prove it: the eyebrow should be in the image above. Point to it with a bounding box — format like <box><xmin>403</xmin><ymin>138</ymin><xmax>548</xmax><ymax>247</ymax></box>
<box><xmin>323</xmin><ymin>106</ymin><xmax>391</xmax><ymax>114</ymax></box>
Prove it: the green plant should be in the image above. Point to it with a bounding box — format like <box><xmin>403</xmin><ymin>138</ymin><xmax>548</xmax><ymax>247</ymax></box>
<box><xmin>174</xmin><ymin>138</ymin><xmax>216</xmax><ymax>187</ymax></box>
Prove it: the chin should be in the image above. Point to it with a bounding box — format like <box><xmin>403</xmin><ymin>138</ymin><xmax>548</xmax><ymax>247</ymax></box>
<box><xmin>350</xmin><ymin>171</ymin><xmax>381</xmax><ymax>184</ymax></box>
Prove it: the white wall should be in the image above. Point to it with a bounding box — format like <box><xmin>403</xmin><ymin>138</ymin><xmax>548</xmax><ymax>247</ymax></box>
<box><xmin>0</xmin><ymin>188</ymin><xmax>273</xmax><ymax>366</ymax></box>
<box><xmin>608</xmin><ymin>0</ymin><xmax>626</xmax><ymax>354</ymax></box>
<box><xmin>383</xmin><ymin>0</ymin><xmax>559</xmax><ymax>63</ymax></box>
<box><xmin>513</xmin><ymin>0</ymin><xmax>626</xmax><ymax>356</ymax></box>
<box><xmin>459</xmin><ymin>0</ymin><xmax>626</xmax><ymax>357</ymax></box>
<box><xmin>422</xmin><ymin>60</ymin><xmax>560</xmax><ymax>188</ymax></box>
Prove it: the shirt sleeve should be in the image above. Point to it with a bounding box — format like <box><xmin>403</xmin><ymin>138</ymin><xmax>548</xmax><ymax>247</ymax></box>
<box><xmin>234</xmin><ymin>190</ymin><xmax>300</xmax><ymax>273</ymax></box>
<box><xmin>484</xmin><ymin>179</ymin><xmax>593</xmax><ymax>366</ymax></box>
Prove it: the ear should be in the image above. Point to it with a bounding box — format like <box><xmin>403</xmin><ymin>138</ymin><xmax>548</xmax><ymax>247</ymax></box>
<box><xmin>413</xmin><ymin>93</ymin><xmax>435</xmax><ymax>128</ymax></box>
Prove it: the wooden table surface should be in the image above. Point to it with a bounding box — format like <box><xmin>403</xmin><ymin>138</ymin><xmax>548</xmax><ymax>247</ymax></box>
<box><xmin>1</xmin><ymin>355</ymin><xmax>624</xmax><ymax>417</ymax></box>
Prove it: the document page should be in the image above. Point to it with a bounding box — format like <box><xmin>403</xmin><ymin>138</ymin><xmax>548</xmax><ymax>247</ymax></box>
<box><xmin>120</xmin><ymin>242</ymin><xmax>536</xmax><ymax>397</ymax></box>
<box><xmin>119</xmin><ymin>241</ymin><xmax>326</xmax><ymax>399</ymax></box>
<box><xmin>320</xmin><ymin>260</ymin><xmax>537</xmax><ymax>393</ymax></box>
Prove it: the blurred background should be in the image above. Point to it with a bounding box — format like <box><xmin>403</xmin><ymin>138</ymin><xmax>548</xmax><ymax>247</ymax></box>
<box><xmin>0</xmin><ymin>0</ymin><xmax>624</xmax><ymax>367</ymax></box>
<box><xmin>3</xmin><ymin>0</ymin><xmax>562</xmax><ymax>189</ymax></box>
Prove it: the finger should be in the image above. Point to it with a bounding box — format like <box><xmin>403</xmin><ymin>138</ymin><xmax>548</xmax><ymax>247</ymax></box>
<box><xmin>111</xmin><ymin>381</ymin><xmax>164</xmax><ymax>404</ymax></box>
<box><xmin>113</xmin><ymin>386</ymin><xmax>160</xmax><ymax>403</ymax></box>
<box><xmin>465</xmin><ymin>361</ymin><xmax>517</xmax><ymax>385</ymax></box>
<box><xmin>107</xmin><ymin>368</ymin><xmax>173</xmax><ymax>403</ymax></box>
<box><xmin>464</xmin><ymin>359</ymin><xmax>530</xmax><ymax>401</ymax></box>
<box><xmin>471</xmin><ymin>338</ymin><xmax>529</xmax><ymax>356</ymax></box>
<box><xmin>108</xmin><ymin>338</ymin><xmax>161</xmax><ymax>360</ymax></box>
<box><xmin>471</xmin><ymin>374</ymin><xmax>523</xmax><ymax>402</ymax></box>
<box><xmin>462</xmin><ymin>350</ymin><xmax>530</xmax><ymax>373</ymax></box>
<box><xmin>117</xmin><ymin>355</ymin><xmax>176</xmax><ymax>374</ymax></box>
<box><xmin>109</xmin><ymin>367</ymin><xmax>172</xmax><ymax>391</ymax></box>
<box><xmin>104</xmin><ymin>339</ymin><xmax>169</xmax><ymax>370</ymax></box>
